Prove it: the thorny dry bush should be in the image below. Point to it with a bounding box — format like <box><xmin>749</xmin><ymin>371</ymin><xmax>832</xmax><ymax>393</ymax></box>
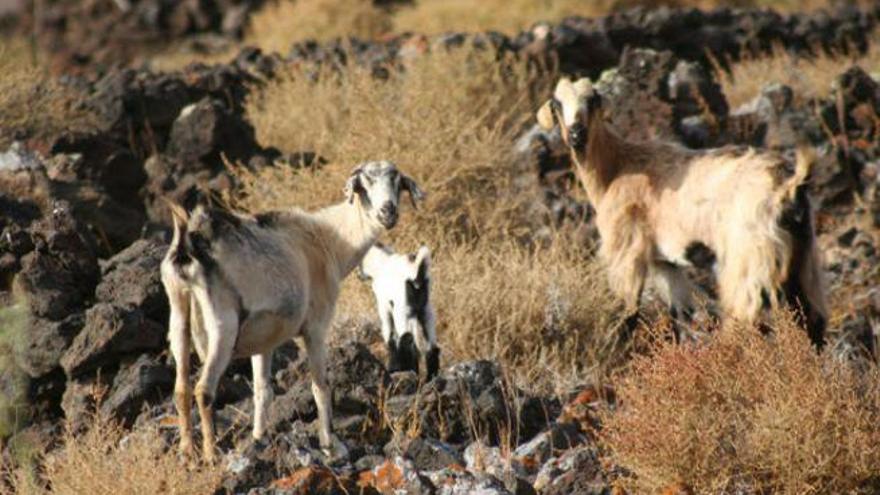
<box><xmin>602</xmin><ymin>313</ymin><xmax>880</xmax><ymax>494</ymax></box>
<box><xmin>0</xmin><ymin>38</ymin><xmax>97</xmax><ymax>149</ymax></box>
<box><xmin>238</xmin><ymin>47</ymin><xmax>625</xmax><ymax>392</ymax></box>
<box><xmin>3</xmin><ymin>414</ymin><xmax>224</xmax><ymax>495</ymax></box>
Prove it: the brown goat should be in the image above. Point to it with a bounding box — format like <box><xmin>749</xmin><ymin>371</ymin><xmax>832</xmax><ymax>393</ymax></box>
<box><xmin>537</xmin><ymin>77</ymin><xmax>827</xmax><ymax>346</ymax></box>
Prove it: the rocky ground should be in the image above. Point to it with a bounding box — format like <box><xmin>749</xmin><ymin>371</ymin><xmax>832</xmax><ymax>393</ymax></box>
<box><xmin>2</xmin><ymin>2</ymin><xmax>880</xmax><ymax>494</ymax></box>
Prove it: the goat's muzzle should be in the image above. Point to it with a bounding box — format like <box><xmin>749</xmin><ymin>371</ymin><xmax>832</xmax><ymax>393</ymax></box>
<box><xmin>378</xmin><ymin>204</ymin><xmax>398</xmax><ymax>229</ymax></box>
<box><xmin>568</xmin><ymin>122</ymin><xmax>587</xmax><ymax>149</ymax></box>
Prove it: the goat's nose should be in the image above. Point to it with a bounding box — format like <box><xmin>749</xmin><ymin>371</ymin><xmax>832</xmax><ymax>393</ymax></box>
<box><xmin>568</xmin><ymin>123</ymin><xmax>587</xmax><ymax>148</ymax></box>
<box><xmin>380</xmin><ymin>203</ymin><xmax>396</xmax><ymax>216</ymax></box>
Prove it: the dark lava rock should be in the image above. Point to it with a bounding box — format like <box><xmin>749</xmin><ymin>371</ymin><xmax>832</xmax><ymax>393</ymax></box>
<box><xmin>425</xmin><ymin>465</ymin><xmax>510</xmax><ymax>494</ymax></box>
<box><xmin>60</xmin><ymin>303</ymin><xmax>165</xmax><ymax>377</ymax></box>
<box><xmin>95</xmin><ymin>238</ymin><xmax>168</xmax><ymax>323</ymax></box>
<box><xmin>513</xmin><ymin>422</ymin><xmax>586</xmax><ymax>471</ymax></box>
<box><xmin>50</xmin><ymin>132</ymin><xmax>146</xmax><ymax>206</ymax></box>
<box><xmin>99</xmin><ymin>354</ymin><xmax>174</xmax><ymax>427</ymax></box>
<box><xmin>14</xmin><ymin>203</ymin><xmax>99</xmax><ymax>321</ymax></box>
<box><xmin>533</xmin><ymin>445</ymin><xmax>607</xmax><ymax>495</ymax></box>
<box><xmin>166</xmin><ymin>96</ymin><xmax>266</xmax><ymax>171</ymax></box>
<box><xmin>17</xmin><ymin>313</ymin><xmax>84</xmax><ymax>379</ymax></box>
<box><xmin>402</xmin><ymin>437</ymin><xmax>463</xmax><ymax>472</ymax></box>
<box><xmin>595</xmin><ymin>48</ymin><xmax>677</xmax><ymax>141</ymax></box>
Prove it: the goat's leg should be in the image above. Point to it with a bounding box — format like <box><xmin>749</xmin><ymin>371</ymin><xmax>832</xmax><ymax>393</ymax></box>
<box><xmin>392</xmin><ymin>304</ymin><xmax>419</xmax><ymax>374</ymax></box>
<box><xmin>167</xmin><ymin>288</ymin><xmax>194</xmax><ymax>457</ymax></box>
<box><xmin>379</xmin><ymin>308</ymin><xmax>402</xmax><ymax>373</ymax></box>
<box><xmin>599</xmin><ymin>204</ymin><xmax>652</xmax><ymax>342</ymax></box>
<box><xmin>251</xmin><ymin>351</ymin><xmax>273</xmax><ymax>441</ymax></box>
<box><xmin>302</xmin><ymin>324</ymin><xmax>347</xmax><ymax>460</ymax></box>
<box><xmin>602</xmin><ymin>251</ymin><xmax>649</xmax><ymax>343</ymax></box>
<box><xmin>650</xmin><ymin>262</ymin><xmax>697</xmax><ymax>342</ymax></box>
<box><xmin>192</xmin><ymin>287</ymin><xmax>238</xmax><ymax>463</ymax></box>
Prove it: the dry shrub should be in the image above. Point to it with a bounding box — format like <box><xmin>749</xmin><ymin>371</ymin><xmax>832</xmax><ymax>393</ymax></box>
<box><xmin>10</xmin><ymin>415</ymin><xmax>224</xmax><ymax>495</ymax></box>
<box><xmin>602</xmin><ymin>314</ymin><xmax>880</xmax><ymax>494</ymax></box>
<box><xmin>0</xmin><ymin>38</ymin><xmax>97</xmax><ymax>148</ymax></box>
<box><xmin>238</xmin><ymin>46</ymin><xmax>626</xmax><ymax>388</ymax></box>
<box><xmin>433</xmin><ymin>240</ymin><xmax>622</xmax><ymax>389</ymax></box>
<box><xmin>245</xmin><ymin>0</ymin><xmax>392</xmax><ymax>54</ymax></box>
<box><xmin>714</xmin><ymin>39</ymin><xmax>880</xmax><ymax>109</ymax></box>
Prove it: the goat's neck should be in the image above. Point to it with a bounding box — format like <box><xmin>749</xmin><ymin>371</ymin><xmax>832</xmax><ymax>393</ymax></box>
<box><xmin>314</xmin><ymin>200</ymin><xmax>382</xmax><ymax>278</ymax></box>
<box><xmin>572</xmin><ymin>115</ymin><xmax>632</xmax><ymax>204</ymax></box>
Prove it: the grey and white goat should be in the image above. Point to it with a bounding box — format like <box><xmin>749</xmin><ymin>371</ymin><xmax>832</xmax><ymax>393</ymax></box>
<box><xmin>160</xmin><ymin>161</ymin><xmax>423</xmax><ymax>462</ymax></box>
<box><xmin>360</xmin><ymin>243</ymin><xmax>439</xmax><ymax>379</ymax></box>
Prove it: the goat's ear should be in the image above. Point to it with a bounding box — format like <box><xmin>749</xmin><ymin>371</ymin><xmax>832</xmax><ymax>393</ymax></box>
<box><xmin>401</xmin><ymin>174</ymin><xmax>425</xmax><ymax>209</ymax></box>
<box><xmin>356</xmin><ymin>263</ymin><xmax>372</xmax><ymax>282</ymax></box>
<box><xmin>587</xmin><ymin>91</ymin><xmax>603</xmax><ymax>114</ymax></box>
<box><xmin>344</xmin><ymin>167</ymin><xmax>365</xmax><ymax>204</ymax></box>
<box><xmin>415</xmin><ymin>245</ymin><xmax>431</xmax><ymax>270</ymax></box>
<box><xmin>536</xmin><ymin>99</ymin><xmax>556</xmax><ymax>130</ymax></box>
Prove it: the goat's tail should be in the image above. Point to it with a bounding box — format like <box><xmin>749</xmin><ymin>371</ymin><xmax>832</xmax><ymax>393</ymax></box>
<box><xmin>164</xmin><ymin>198</ymin><xmax>191</xmax><ymax>265</ymax></box>
<box><xmin>779</xmin><ymin>146</ymin><xmax>814</xmax><ymax>203</ymax></box>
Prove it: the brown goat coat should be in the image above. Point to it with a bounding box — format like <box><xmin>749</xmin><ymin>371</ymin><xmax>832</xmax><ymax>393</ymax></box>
<box><xmin>541</xmin><ymin>79</ymin><xmax>827</xmax><ymax>338</ymax></box>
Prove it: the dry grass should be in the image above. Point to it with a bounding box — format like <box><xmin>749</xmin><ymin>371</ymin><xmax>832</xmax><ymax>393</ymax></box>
<box><xmin>238</xmin><ymin>0</ymin><xmax>855</xmax><ymax>54</ymax></box>
<box><xmin>245</xmin><ymin>0</ymin><xmax>393</xmax><ymax>55</ymax></box>
<box><xmin>0</xmin><ymin>37</ymin><xmax>97</xmax><ymax>148</ymax></box>
<box><xmin>242</xmin><ymin>46</ymin><xmax>542</xmax><ymax>246</ymax></box>
<box><xmin>714</xmin><ymin>39</ymin><xmax>880</xmax><ymax>109</ymax></box>
<box><xmin>237</xmin><ymin>46</ymin><xmax>626</xmax><ymax>390</ymax></box>
<box><xmin>602</xmin><ymin>313</ymin><xmax>880</xmax><ymax>494</ymax></box>
<box><xmin>392</xmin><ymin>0</ymin><xmax>622</xmax><ymax>36</ymax></box>
<box><xmin>146</xmin><ymin>45</ymin><xmax>240</xmax><ymax>73</ymax></box>
<box><xmin>7</xmin><ymin>415</ymin><xmax>224</xmax><ymax>495</ymax></box>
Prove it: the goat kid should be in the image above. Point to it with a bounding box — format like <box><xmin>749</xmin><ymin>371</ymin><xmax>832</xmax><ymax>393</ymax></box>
<box><xmin>160</xmin><ymin>161</ymin><xmax>424</xmax><ymax>462</ymax></box>
<box><xmin>360</xmin><ymin>243</ymin><xmax>439</xmax><ymax>379</ymax></box>
<box><xmin>536</xmin><ymin>77</ymin><xmax>827</xmax><ymax>346</ymax></box>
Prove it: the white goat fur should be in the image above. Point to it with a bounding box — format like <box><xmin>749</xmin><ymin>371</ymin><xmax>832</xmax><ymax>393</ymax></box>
<box><xmin>536</xmin><ymin>77</ymin><xmax>827</xmax><ymax>344</ymax></box>
<box><xmin>160</xmin><ymin>161</ymin><xmax>423</xmax><ymax>461</ymax></box>
<box><xmin>360</xmin><ymin>243</ymin><xmax>439</xmax><ymax>377</ymax></box>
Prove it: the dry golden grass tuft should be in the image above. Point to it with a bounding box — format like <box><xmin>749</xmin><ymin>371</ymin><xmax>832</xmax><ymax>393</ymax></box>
<box><xmin>8</xmin><ymin>415</ymin><xmax>224</xmax><ymax>495</ymax></box>
<box><xmin>0</xmin><ymin>37</ymin><xmax>97</xmax><ymax>148</ymax></box>
<box><xmin>714</xmin><ymin>39</ymin><xmax>880</xmax><ymax>109</ymax></box>
<box><xmin>602</xmin><ymin>313</ymin><xmax>880</xmax><ymax>494</ymax></box>
<box><xmin>245</xmin><ymin>0</ymin><xmax>393</xmax><ymax>54</ymax></box>
<box><xmin>237</xmin><ymin>46</ymin><xmax>626</xmax><ymax>389</ymax></box>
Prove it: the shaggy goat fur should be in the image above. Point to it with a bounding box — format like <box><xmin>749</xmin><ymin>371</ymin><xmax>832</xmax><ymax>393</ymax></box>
<box><xmin>360</xmin><ymin>243</ymin><xmax>439</xmax><ymax>379</ymax></box>
<box><xmin>536</xmin><ymin>77</ymin><xmax>827</xmax><ymax>346</ymax></box>
<box><xmin>160</xmin><ymin>161</ymin><xmax>423</xmax><ymax>462</ymax></box>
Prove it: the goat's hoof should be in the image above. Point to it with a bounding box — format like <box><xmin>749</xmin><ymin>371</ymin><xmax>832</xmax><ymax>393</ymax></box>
<box><xmin>202</xmin><ymin>447</ymin><xmax>218</xmax><ymax>465</ymax></box>
<box><xmin>179</xmin><ymin>441</ymin><xmax>194</xmax><ymax>456</ymax></box>
<box><xmin>320</xmin><ymin>436</ymin><xmax>349</xmax><ymax>464</ymax></box>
